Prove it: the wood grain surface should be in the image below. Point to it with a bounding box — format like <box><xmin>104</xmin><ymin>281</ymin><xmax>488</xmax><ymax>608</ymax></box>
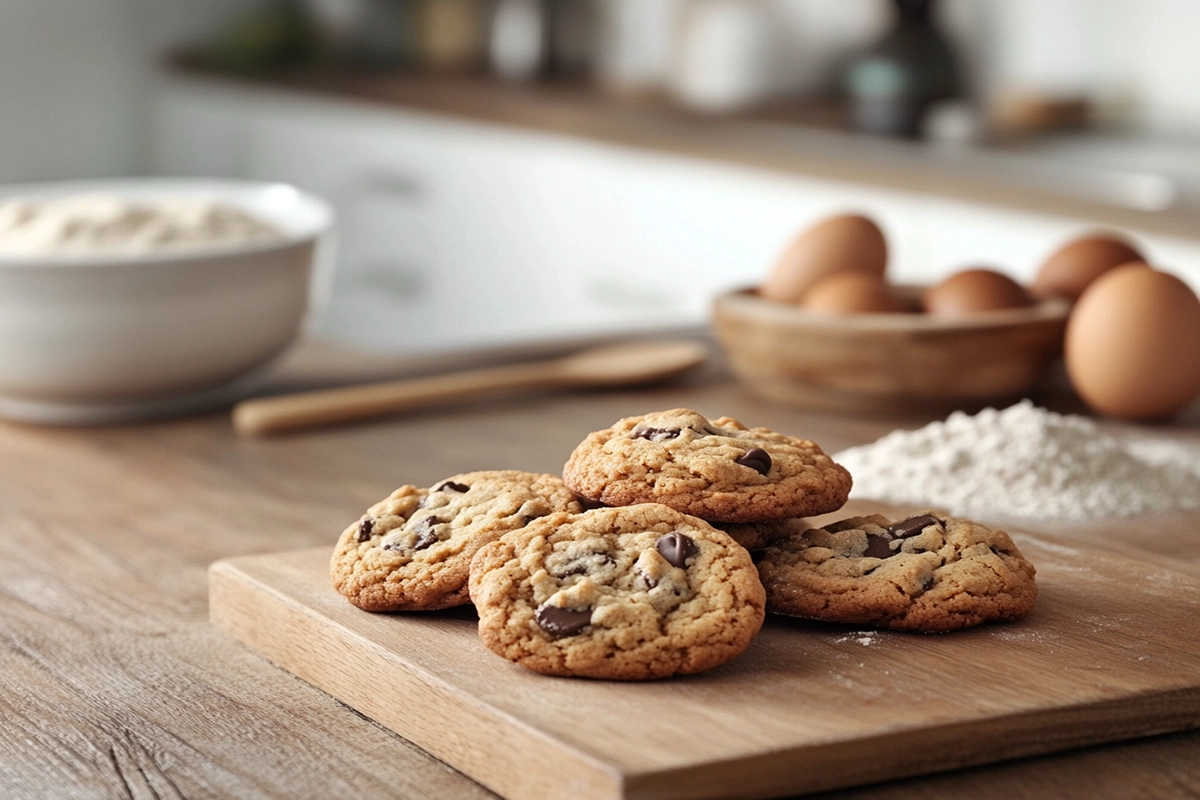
<box><xmin>209</xmin><ymin>528</ymin><xmax>1200</xmax><ymax>800</ymax></box>
<box><xmin>4</xmin><ymin>338</ymin><xmax>1200</xmax><ymax>799</ymax></box>
<box><xmin>710</xmin><ymin>288</ymin><xmax>1068</xmax><ymax>414</ymax></box>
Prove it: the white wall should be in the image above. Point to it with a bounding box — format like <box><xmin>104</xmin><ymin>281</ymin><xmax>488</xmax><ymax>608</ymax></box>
<box><xmin>0</xmin><ymin>0</ymin><xmax>255</xmax><ymax>183</ymax></box>
<box><xmin>1111</xmin><ymin>0</ymin><xmax>1200</xmax><ymax>134</ymax></box>
<box><xmin>136</xmin><ymin>0</ymin><xmax>261</xmax><ymax>55</ymax></box>
<box><xmin>946</xmin><ymin>0</ymin><xmax>1200</xmax><ymax>135</ymax></box>
<box><xmin>2</xmin><ymin>0</ymin><xmax>1200</xmax><ymax>187</ymax></box>
<box><xmin>591</xmin><ymin>0</ymin><xmax>1200</xmax><ymax>135</ymax></box>
<box><xmin>735</xmin><ymin>0</ymin><xmax>1200</xmax><ymax>136</ymax></box>
<box><xmin>0</xmin><ymin>0</ymin><xmax>142</xmax><ymax>181</ymax></box>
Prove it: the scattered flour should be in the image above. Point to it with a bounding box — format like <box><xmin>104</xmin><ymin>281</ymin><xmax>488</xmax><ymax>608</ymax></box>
<box><xmin>0</xmin><ymin>194</ymin><xmax>281</xmax><ymax>256</ymax></box>
<box><xmin>835</xmin><ymin>632</ymin><xmax>879</xmax><ymax>647</ymax></box>
<box><xmin>835</xmin><ymin>400</ymin><xmax>1200</xmax><ymax>521</ymax></box>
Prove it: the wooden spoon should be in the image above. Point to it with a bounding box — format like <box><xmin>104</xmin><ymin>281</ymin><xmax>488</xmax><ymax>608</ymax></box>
<box><xmin>231</xmin><ymin>339</ymin><xmax>709</xmax><ymax>437</ymax></box>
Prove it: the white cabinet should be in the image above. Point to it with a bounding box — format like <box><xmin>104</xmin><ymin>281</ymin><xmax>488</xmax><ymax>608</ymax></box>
<box><xmin>152</xmin><ymin>80</ymin><xmax>725</xmax><ymax>352</ymax></box>
<box><xmin>151</xmin><ymin>76</ymin><xmax>1200</xmax><ymax>354</ymax></box>
<box><xmin>153</xmin><ymin>79</ymin><xmax>761</xmax><ymax>352</ymax></box>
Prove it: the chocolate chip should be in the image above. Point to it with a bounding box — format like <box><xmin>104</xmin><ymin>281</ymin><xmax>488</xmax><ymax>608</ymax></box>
<box><xmin>419</xmin><ymin>481</ymin><xmax>469</xmax><ymax>509</ymax></box>
<box><xmin>735</xmin><ymin>448</ymin><xmax>771</xmax><ymax>475</ymax></box>
<box><xmin>356</xmin><ymin>517</ymin><xmax>374</xmax><ymax>543</ymax></box>
<box><xmin>638</xmin><ymin>570</ymin><xmax>658</xmax><ymax>590</ymax></box>
<box><xmin>656</xmin><ymin>532</ymin><xmax>697</xmax><ymax>568</ymax></box>
<box><xmin>864</xmin><ymin>533</ymin><xmax>894</xmax><ymax>559</ymax></box>
<box><xmin>633</xmin><ymin>427</ymin><xmax>681</xmax><ymax>441</ymax></box>
<box><xmin>412</xmin><ymin>517</ymin><xmax>441</xmax><ymax>551</ymax></box>
<box><xmin>887</xmin><ymin>514</ymin><xmax>940</xmax><ymax>539</ymax></box>
<box><xmin>557</xmin><ymin>554</ymin><xmax>614</xmax><ymax>577</ymax></box>
<box><xmin>535</xmin><ymin>605</ymin><xmax>592</xmax><ymax>638</ymax></box>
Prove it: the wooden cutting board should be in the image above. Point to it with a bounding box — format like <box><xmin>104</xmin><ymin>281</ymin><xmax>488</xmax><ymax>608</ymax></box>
<box><xmin>208</xmin><ymin>531</ymin><xmax>1200</xmax><ymax>800</ymax></box>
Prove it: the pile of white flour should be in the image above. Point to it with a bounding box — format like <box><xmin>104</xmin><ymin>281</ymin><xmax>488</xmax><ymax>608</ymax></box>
<box><xmin>835</xmin><ymin>400</ymin><xmax>1200</xmax><ymax>520</ymax></box>
<box><xmin>0</xmin><ymin>194</ymin><xmax>281</xmax><ymax>256</ymax></box>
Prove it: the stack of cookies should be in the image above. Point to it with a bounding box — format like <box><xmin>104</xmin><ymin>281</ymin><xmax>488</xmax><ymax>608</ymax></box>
<box><xmin>331</xmin><ymin>408</ymin><xmax>1037</xmax><ymax>681</ymax></box>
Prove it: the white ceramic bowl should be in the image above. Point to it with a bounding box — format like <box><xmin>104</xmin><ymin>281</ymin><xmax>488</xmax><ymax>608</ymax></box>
<box><xmin>0</xmin><ymin>178</ymin><xmax>335</xmax><ymax>424</ymax></box>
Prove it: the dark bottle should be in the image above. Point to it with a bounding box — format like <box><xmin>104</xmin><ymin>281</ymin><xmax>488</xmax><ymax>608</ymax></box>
<box><xmin>843</xmin><ymin>0</ymin><xmax>961</xmax><ymax>138</ymax></box>
<box><xmin>488</xmin><ymin>0</ymin><xmax>595</xmax><ymax>82</ymax></box>
<box><xmin>206</xmin><ymin>0</ymin><xmax>320</xmax><ymax>75</ymax></box>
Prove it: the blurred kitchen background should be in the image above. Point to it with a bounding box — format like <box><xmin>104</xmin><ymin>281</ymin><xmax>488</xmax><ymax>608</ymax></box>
<box><xmin>6</xmin><ymin>0</ymin><xmax>1200</xmax><ymax>354</ymax></box>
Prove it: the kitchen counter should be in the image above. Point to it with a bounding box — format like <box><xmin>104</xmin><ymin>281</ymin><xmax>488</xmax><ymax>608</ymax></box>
<box><xmin>167</xmin><ymin>63</ymin><xmax>1200</xmax><ymax>239</ymax></box>
<box><xmin>152</xmin><ymin>66</ymin><xmax>1200</xmax><ymax>355</ymax></box>
<box><xmin>4</xmin><ymin>339</ymin><xmax>1200</xmax><ymax>799</ymax></box>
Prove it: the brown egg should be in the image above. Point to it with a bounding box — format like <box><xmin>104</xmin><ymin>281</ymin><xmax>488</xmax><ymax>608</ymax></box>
<box><xmin>923</xmin><ymin>268</ymin><xmax>1033</xmax><ymax>317</ymax></box>
<box><xmin>760</xmin><ymin>214</ymin><xmax>887</xmax><ymax>304</ymax></box>
<box><xmin>1032</xmin><ymin>233</ymin><xmax>1144</xmax><ymax>301</ymax></box>
<box><xmin>1065</xmin><ymin>265</ymin><xmax>1200</xmax><ymax>420</ymax></box>
<box><xmin>801</xmin><ymin>271</ymin><xmax>909</xmax><ymax>314</ymax></box>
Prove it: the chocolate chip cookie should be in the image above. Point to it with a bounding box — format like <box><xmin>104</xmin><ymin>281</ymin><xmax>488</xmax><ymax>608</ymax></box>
<box><xmin>715</xmin><ymin>518</ymin><xmax>807</xmax><ymax>551</ymax></box>
<box><xmin>756</xmin><ymin>513</ymin><xmax>1038</xmax><ymax>632</ymax></box>
<box><xmin>562</xmin><ymin>408</ymin><xmax>851</xmax><ymax>523</ymax></box>
<box><xmin>331</xmin><ymin>471</ymin><xmax>583</xmax><ymax>612</ymax></box>
<box><xmin>469</xmin><ymin>504</ymin><xmax>766</xmax><ymax>680</ymax></box>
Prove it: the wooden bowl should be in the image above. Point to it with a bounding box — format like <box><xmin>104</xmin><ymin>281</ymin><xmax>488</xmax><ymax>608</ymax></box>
<box><xmin>711</xmin><ymin>286</ymin><xmax>1070</xmax><ymax>413</ymax></box>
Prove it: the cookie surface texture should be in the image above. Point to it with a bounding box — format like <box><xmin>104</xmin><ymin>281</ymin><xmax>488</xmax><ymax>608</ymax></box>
<box><xmin>331</xmin><ymin>471</ymin><xmax>583</xmax><ymax>612</ymax></box>
<box><xmin>562</xmin><ymin>408</ymin><xmax>851</xmax><ymax>523</ymax></box>
<box><xmin>756</xmin><ymin>513</ymin><xmax>1038</xmax><ymax>632</ymax></box>
<box><xmin>716</xmin><ymin>518</ymin><xmax>808</xmax><ymax>551</ymax></box>
<box><xmin>469</xmin><ymin>504</ymin><xmax>766</xmax><ymax>680</ymax></box>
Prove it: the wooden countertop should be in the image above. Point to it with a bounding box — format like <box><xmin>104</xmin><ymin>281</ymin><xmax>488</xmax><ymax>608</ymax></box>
<box><xmin>165</xmin><ymin>64</ymin><xmax>1200</xmax><ymax>240</ymax></box>
<box><xmin>4</xmin><ymin>338</ymin><xmax>1200</xmax><ymax>799</ymax></box>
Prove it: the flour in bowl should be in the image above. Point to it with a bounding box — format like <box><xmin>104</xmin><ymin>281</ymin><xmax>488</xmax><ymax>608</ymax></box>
<box><xmin>835</xmin><ymin>400</ymin><xmax>1200</xmax><ymax>520</ymax></box>
<box><xmin>0</xmin><ymin>194</ymin><xmax>282</xmax><ymax>256</ymax></box>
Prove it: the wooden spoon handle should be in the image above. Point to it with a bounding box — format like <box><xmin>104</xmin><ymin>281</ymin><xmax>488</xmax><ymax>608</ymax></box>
<box><xmin>232</xmin><ymin>361</ymin><xmax>560</xmax><ymax>437</ymax></box>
